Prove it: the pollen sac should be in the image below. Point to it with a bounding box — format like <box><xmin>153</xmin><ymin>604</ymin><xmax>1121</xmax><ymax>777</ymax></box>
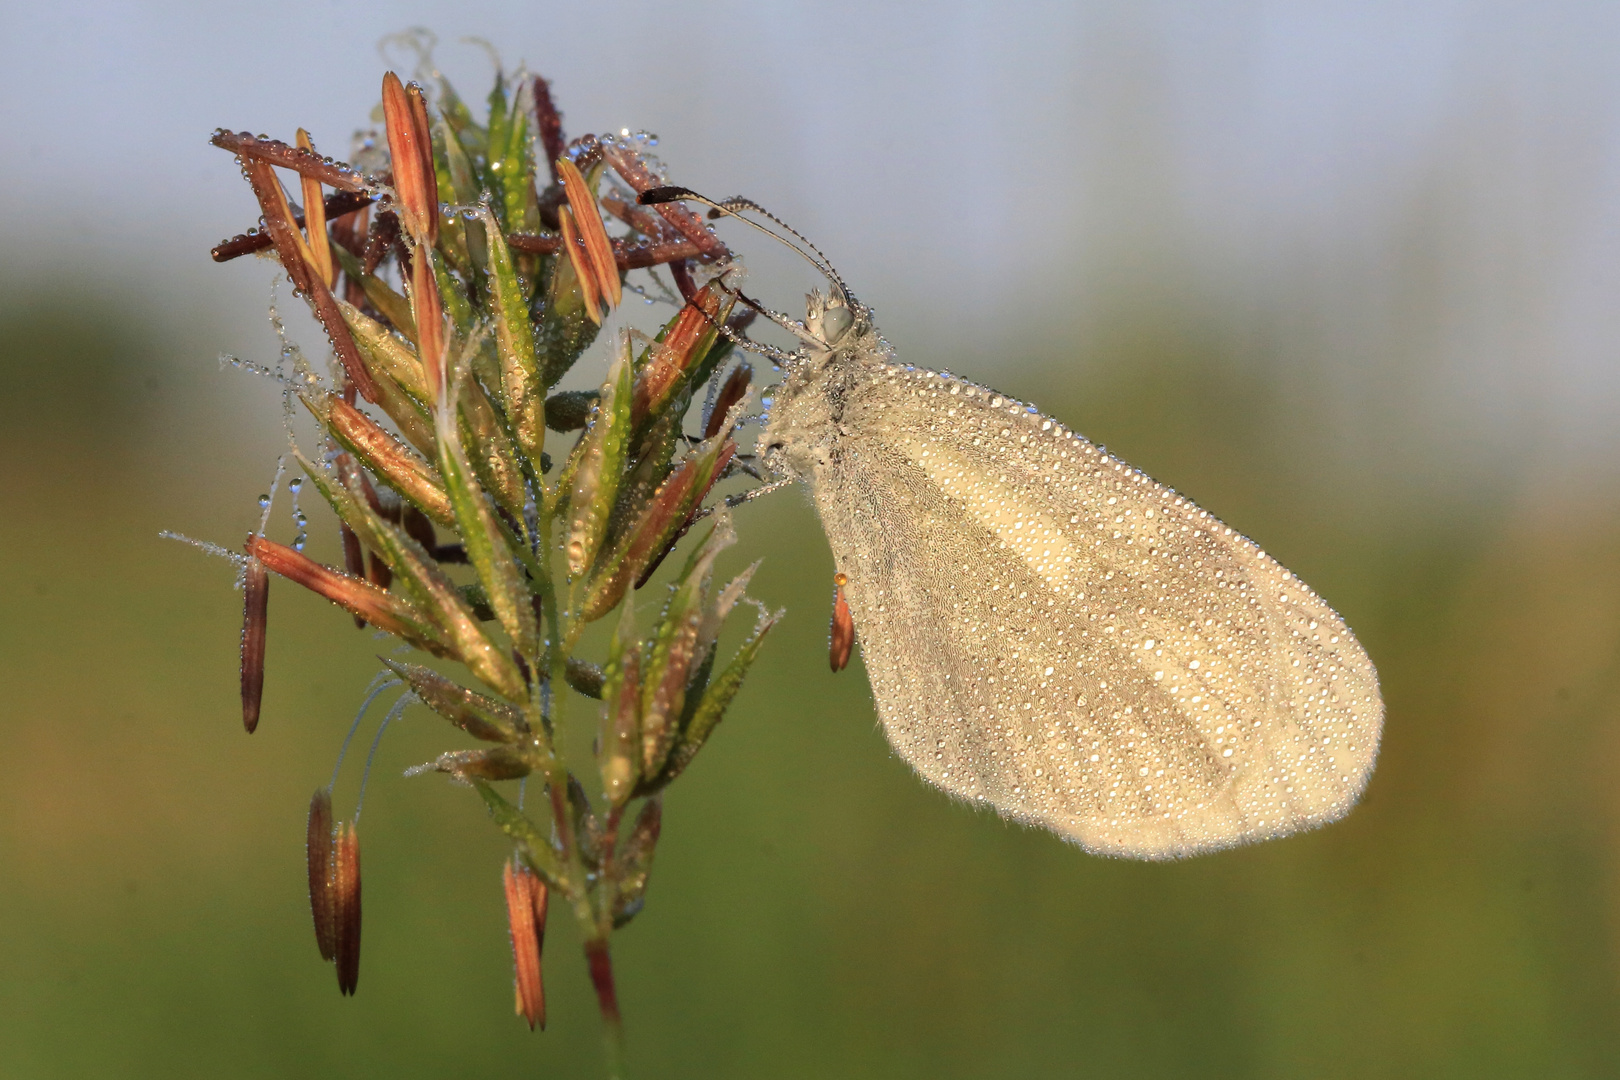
<box><xmin>828</xmin><ymin>572</ymin><xmax>854</xmax><ymax>674</ymax></box>
<box><xmin>503</xmin><ymin>857</ymin><xmax>549</xmax><ymax>1031</ymax></box>
<box><xmin>333</xmin><ymin>821</ymin><xmax>362</xmax><ymax>996</ymax></box>
<box><xmin>400</xmin><ymin>506</ymin><xmax>437</xmax><ymax>553</ymax></box>
<box><xmin>366</xmin><ymin>551</ymin><xmax>393</xmax><ymax>592</ymax></box>
<box><xmin>306</xmin><ymin>788</ymin><xmax>337</xmax><ymax>962</ymax></box>
<box><xmin>240</xmin><ymin>552</ymin><xmax>269</xmax><ymax>732</ymax></box>
<box><xmin>338</xmin><ymin>522</ymin><xmax>366</xmax><ymax>627</ymax></box>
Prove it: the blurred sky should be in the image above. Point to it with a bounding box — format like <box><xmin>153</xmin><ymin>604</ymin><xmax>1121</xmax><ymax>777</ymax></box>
<box><xmin>4</xmin><ymin>1</ymin><xmax>1620</xmax><ymax>496</ymax></box>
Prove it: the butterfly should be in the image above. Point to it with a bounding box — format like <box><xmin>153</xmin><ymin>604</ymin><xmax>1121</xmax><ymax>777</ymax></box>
<box><xmin>649</xmin><ymin>188</ymin><xmax>1384</xmax><ymax>859</ymax></box>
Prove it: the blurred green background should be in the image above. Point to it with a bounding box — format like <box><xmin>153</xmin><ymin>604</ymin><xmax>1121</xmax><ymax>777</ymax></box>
<box><xmin>5</xmin><ymin>3</ymin><xmax>1620</xmax><ymax>1077</ymax></box>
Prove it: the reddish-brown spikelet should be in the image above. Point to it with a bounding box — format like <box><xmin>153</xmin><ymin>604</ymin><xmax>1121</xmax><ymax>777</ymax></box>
<box><xmin>605</xmin><ymin>146</ymin><xmax>727</xmax><ymax>258</ymax></box>
<box><xmin>380</xmin><ymin>73</ymin><xmax>444</xmax><ymax>391</ymax></box>
<box><xmin>210</xmin><ymin>191</ymin><xmax>376</xmax><ymax>263</ymax></box>
<box><xmin>557</xmin><ymin>157</ymin><xmax>621</xmax><ymax>308</ymax></box>
<box><xmin>240</xmin><ymin>158</ymin><xmax>379</xmax><ymax>403</ymax></box>
<box><xmin>246</xmin><ymin>535</ymin><xmax>421</xmax><ymax>639</ymax></box>
<box><xmin>406</xmin><ymin>84</ymin><xmax>436</xmax><ymax>245</ymax></box>
<box><xmin>307</xmin><ymin>789</ymin><xmax>337</xmax><ymax>962</ymax></box>
<box><xmin>634</xmin><ymin>283</ymin><xmax>724</xmax><ymax>425</ymax></box>
<box><xmin>829</xmin><ymin>572</ymin><xmax>854</xmax><ymax>673</ymax></box>
<box><xmin>333</xmin><ymin>821</ymin><xmax>362</xmax><ymax>995</ymax></box>
<box><xmin>324</xmin><ymin>396</ymin><xmax>453</xmax><ymax>522</ymax></box>
<box><xmin>503</xmin><ymin>858</ymin><xmax>549</xmax><ymax>1030</ymax></box>
<box><xmin>380</xmin><ymin>72</ymin><xmax>438</xmax><ymax>246</ymax></box>
<box><xmin>295</xmin><ymin>128</ymin><xmax>335</xmax><ymax>288</ymax></box>
<box><xmin>627</xmin><ymin>440</ymin><xmax>737</xmax><ymax>593</ymax></box>
<box><xmin>248</xmin><ymin>157</ymin><xmax>319</xmax><ymax>286</ymax></box>
<box><xmin>410</xmin><ymin>249</ymin><xmax>446</xmax><ymax>398</ymax></box>
<box><xmin>240</xmin><ymin>554</ymin><xmax>269</xmax><ymax>732</ymax></box>
<box><xmin>705</xmin><ymin>363</ymin><xmax>752</xmax><ymax>441</ymax></box>
<box><xmin>339</xmin><ymin>522</ymin><xmax>366</xmax><ymax>577</ymax></box>
<box><xmin>210</xmin><ymin>130</ymin><xmax>369</xmax><ymax>191</ymax></box>
<box><xmin>557</xmin><ymin>205</ymin><xmax>603</xmax><ymax>325</ymax></box>
<box><xmin>505</xmin><ymin>228</ymin><xmax>709</xmax><ymax>271</ymax></box>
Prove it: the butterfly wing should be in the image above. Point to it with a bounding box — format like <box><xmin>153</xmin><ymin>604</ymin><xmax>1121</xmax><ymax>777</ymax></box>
<box><xmin>803</xmin><ymin>361</ymin><xmax>1383</xmax><ymax>858</ymax></box>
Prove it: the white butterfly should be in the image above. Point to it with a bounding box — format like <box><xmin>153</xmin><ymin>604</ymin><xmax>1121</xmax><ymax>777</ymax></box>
<box><xmin>651</xmin><ymin>188</ymin><xmax>1384</xmax><ymax>859</ymax></box>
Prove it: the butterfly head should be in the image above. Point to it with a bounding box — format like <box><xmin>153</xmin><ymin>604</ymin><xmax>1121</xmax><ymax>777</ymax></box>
<box><xmin>801</xmin><ymin>287</ymin><xmax>868</xmax><ymax>358</ymax></box>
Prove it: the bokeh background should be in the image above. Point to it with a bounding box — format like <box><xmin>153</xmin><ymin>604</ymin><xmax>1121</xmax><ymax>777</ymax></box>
<box><xmin>4</xmin><ymin>2</ymin><xmax>1620</xmax><ymax>1077</ymax></box>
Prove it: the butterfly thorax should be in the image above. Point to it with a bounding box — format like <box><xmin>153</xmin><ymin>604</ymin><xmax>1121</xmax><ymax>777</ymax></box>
<box><xmin>760</xmin><ymin>325</ymin><xmax>891</xmax><ymax>484</ymax></box>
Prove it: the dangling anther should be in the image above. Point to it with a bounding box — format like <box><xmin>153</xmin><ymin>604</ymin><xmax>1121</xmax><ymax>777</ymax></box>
<box><xmin>240</xmin><ymin>551</ymin><xmax>270</xmax><ymax>731</ymax></box>
<box><xmin>829</xmin><ymin>572</ymin><xmax>854</xmax><ymax>673</ymax></box>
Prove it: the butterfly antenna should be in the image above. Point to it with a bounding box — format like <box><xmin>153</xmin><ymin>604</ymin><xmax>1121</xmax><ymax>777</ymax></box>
<box><xmin>640</xmin><ymin>187</ymin><xmax>856</xmax><ymax>367</ymax></box>
<box><xmin>710</xmin><ymin>195</ymin><xmax>852</xmax><ymax>302</ymax></box>
<box><xmin>639</xmin><ymin>187</ymin><xmax>856</xmax><ymax>308</ymax></box>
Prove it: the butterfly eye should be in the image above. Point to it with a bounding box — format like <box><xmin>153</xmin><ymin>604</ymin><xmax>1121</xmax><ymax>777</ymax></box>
<box><xmin>821</xmin><ymin>304</ymin><xmax>854</xmax><ymax>345</ymax></box>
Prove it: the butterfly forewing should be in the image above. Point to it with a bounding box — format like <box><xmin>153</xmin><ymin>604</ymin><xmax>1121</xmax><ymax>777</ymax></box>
<box><xmin>798</xmin><ymin>358</ymin><xmax>1382</xmax><ymax>859</ymax></box>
